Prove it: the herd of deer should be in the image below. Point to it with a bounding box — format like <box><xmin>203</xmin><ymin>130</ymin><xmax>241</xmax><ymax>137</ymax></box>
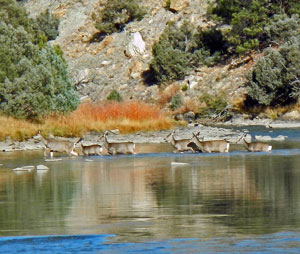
<box><xmin>35</xmin><ymin>130</ymin><xmax>272</xmax><ymax>158</ymax></box>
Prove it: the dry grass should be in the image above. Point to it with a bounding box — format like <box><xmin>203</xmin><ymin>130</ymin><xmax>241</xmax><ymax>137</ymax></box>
<box><xmin>0</xmin><ymin>115</ymin><xmax>39</xmax><ymax>141</ymax></box>
<box><xmin>231</xmin><ymin>94</ymin><xmax>300</xmax><ymax>120</ymax></box>
<box><xmin>158</xmin><ymin>84</ymin><xmax>181</xmax><ymax>107</ymax></box>
<box><xmin>173</xmin><ymin>97</ymin><xmax>205</xmax><ymax>115</ymax></box>
<box><xmin>0</xmin><ymin>101</ymin><xmax>174</xmax><ymax>140</ymax></box>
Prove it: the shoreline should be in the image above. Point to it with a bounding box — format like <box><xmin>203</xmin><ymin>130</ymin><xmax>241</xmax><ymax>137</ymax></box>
<box><xmin>0</xmin><ymin>118</ymin><xmax>298</xmax><ymax>153</ymax></box>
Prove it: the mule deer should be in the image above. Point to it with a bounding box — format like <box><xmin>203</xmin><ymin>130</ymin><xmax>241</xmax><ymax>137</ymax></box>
<box><xmin>190</xmin><ymin>132</ymin><xmax>230</xmax><ymax>153</ymax></box>
<box><xmin>101</xmin><ymin>131</ymin><xmax>136</xmax><ymax>155</ymax></box>
<box><xmin>164</xmin><ymin>130</ymin><xmax>195</xmax><ymax>153</ymax></box>
<box><xmin>238</xmin><ymin>134</ymin><xmax>272</xmax><ymax>152</ymax></box>
<box><xmin>36</xmin><ymin>131</ymin><xmax>79</xmax><ymax>157</ymax></box>
<box><xmin>81</xmin><ymin>143</ymin><xmax>103</xmax><ymax>156</ymax></box>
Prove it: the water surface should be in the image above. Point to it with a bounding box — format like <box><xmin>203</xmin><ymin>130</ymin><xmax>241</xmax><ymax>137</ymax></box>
<box><xmin>1</xmin><ymin>129</ymin><xmax>300</xmax><ymax>252</ymax></box>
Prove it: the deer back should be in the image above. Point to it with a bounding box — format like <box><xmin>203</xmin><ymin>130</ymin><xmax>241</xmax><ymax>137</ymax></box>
<box><xmin>46</xmin><ymin>139</ymin><xmax>75</xmax><ymax>153</ymax></box>
<box><xmin>192</xmin><ymin>134</ymin><xmax>229</xmax><ymax>153</ymax></box>
<box><xmin>165</xmin><ymin>131</ymin><xmax>194</xmax><ymax>152</ymax></box>
<box><xmin>103</xmin><ymin>132</ymin><xmax>135</xmax><ymax>155</ymax></box>
<box><xmin>81</xmin><ymin>144</ymin><xmax>102</xmax><ymax>155</ymax></box>
<box><xmin>243</xmin><ymin>139</ymin><xmax>272</xmax><ymax>152</ymax></box>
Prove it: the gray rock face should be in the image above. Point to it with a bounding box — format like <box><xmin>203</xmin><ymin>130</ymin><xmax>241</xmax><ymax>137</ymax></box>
<box><xmin>23</xmin><ymin>0</ymin><xmax>217</xmax><ymax>104</ymax></box>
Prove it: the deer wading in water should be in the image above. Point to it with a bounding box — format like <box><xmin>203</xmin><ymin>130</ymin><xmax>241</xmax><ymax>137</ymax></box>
<box><xmin>80</xmin><ymin>141</ymin><xmax>103</xmax><ymax>156</ymax></box>
<box><xmin>36</xmin><ymin>131</ymin><xmax>80</xmax><ymax>157</ymax></box>
<box><xmin>238</xmin><ymin>133</ymin><xmax>272</xmax><ymax>152</ymax></box>
<box><xmin>101</xmin><ymin>131</ymin><xmax>136</xmax><ymax>155</ymax></box>
<box><xmin>164</xmin><ymin>130</ymin><xmax>195</xmax><ymax>153</ymax></box>
<box><xmin>189</xmin><ymin>132</ymin><xmax>230</xmax><ymax>153</ymax></box>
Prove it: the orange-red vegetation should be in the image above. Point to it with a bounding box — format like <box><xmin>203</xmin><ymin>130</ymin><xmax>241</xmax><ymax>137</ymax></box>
<box><xmin>0</xmin><ymin>101</ymin><xmax>174</xmax><ymax>140</ymax></box>
<box><xmin>42</xmin><ymin>100</ymin><xmax>174</xmax><ymax>137</ymax></box>
<box><xmin>74</xmin><ymin>101</ymin><xmax>164</xmax><ymax>121</ymax></box>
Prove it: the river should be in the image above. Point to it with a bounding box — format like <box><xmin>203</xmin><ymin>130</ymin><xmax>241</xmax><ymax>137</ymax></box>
<box><xmin>1</xmin><ymin>127</ymin><xmax>300</xmax><ymax>253</ymax></box>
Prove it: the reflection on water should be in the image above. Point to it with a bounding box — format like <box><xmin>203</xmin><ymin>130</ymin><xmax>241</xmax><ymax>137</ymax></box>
<box><xmin>1</xmin><ymin>232</ymin><xmax>300</xmax><ymax>253</ymax></box>
<box><xmin>1</xmin><ymin>141</ymin><xmax>300</xmax><ymax>251</ymax></box>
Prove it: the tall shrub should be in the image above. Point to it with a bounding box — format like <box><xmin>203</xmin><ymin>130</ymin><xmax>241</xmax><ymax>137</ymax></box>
<box><xmin>93</xmin><ymin>0</ymin><xmax>146</xmax><ymax>36</ymax></box>
<box><xmin>209</xmin><ymin>0</ymin><xmax>300</xmax><ymax>54</ymax></box>
<box><xmin>149</xmin><ymin>22</ymin><xmax>225</xmax><ymax>83</ymax></box>
<box><xmin>245</xmin><ymin>36</ymin><xmax>300</xmax><ymax>106</ymax></box>
<box><xmin>0</xmin><ymin>0</ymin><xmax>78</xmax><ymax>119</ymax></box>
<box><xmin>35</xmin><ymin>10</ymin><xmax>59</xmax><ymax>41</ymax></box>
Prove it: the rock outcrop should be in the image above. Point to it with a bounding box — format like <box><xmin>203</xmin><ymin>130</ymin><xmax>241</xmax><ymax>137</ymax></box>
<box><xmin>23</xmin><ymin>0</ymin><xmax>247</xmax><ymax>109</ymax></box>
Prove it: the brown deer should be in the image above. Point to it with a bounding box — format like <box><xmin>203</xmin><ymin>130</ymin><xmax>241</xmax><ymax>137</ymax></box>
<box><xmin>36</xmin><ymin>131</ymin><xmax>80</xmax><ymax>157</ymax></box>
<box><xmin>238</xmin><ymin>134</ymin><xmax>272</xmax><ymax>152</ymax></box>
<box><xmin>190</xmin><ymin>132</ymin><xmax>230</xmax><ymax>153</ymax></box>
<box><xmin>80</xmin><ymin>142</ymin><xmax>103</xmax><ymax>156</ymax></box>
<box><xmin>101</xmin><ymin>131</ymin><xmax>136</xmax><ymax>155</ymax></box>
<box><xmin>164</xmin><ymin>130</ymin><xmax>195</xmax><ymax>153</ymax></box>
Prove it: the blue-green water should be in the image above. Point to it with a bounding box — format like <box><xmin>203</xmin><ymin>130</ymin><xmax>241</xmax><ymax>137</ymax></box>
<box><xmin>1</xmin><ymin>127</ymin><xmax>300</xmax><ymax>253</ymax></box>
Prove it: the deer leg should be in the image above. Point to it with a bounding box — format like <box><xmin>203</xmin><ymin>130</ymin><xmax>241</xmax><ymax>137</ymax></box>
<box><xmin>43</xmin><ymin>147</ymin><xmax>49</xmax><ymax>157</ymax></box>
<box><xmin>188</xmin><ymin>147</ymin><xmax>195</xmax><ymax>153</ymax></box>
<box><xmin>70</xmin><ymin>150</ymin><xmax>78</xmax><ymax>156</ymax></box>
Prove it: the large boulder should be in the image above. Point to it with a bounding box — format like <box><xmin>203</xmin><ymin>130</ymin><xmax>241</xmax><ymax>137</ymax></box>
<box><xmin>127</xmin><ymin>32</ymin><xmax>146</xmax><ymax>57</ymax></box>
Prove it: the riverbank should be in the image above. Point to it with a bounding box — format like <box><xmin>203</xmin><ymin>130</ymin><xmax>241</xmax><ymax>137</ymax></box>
<box><xmin>217</xmin><ymin>116</ymin><xmax>300</xmax><ymax>128</ymax></box>
<box><xmin>1</xmin><ymin>118</ymin><xmax>297</xmax><ymax>153</ymax></box>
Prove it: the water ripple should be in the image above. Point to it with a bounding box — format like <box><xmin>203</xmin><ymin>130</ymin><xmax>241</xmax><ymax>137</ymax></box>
<box><xmin>1</xmin><ymin>232</ymin><xmax>300</xmax><ymax>253</ymax></box>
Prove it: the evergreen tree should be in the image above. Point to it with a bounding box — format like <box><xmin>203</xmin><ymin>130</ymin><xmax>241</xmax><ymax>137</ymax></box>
<box><xmin>0</xmin><ymin>0</ymin><xmax>78</xmax><ymax>119</ymax></box>
<box><xmin>93</xmin><ymin>0</ymin><xmax>146</xmax><ymax>35</ymax></box>
<box><xmin>245</xmin><ymin>36</ymin><xmax>300</xmax><ymax>106</ymax></box>
<box><xmin>149</xmin><ymin>22</ymin><xmax>224</xmax><ymax>83</ymax></box>
<box><xmin>209</xmin><ymin>0</ymin><xmax>300</xmax><ymax>54</ymax></box>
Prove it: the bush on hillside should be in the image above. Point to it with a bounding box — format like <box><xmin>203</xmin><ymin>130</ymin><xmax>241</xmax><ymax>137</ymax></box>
<box><xmin>0</xmin><ymin>0</ymin><xmax>32</xmax><ymax>32</ymax></box>
<box><xmin>148</xmin><ymin>22</ymin><xmax>226</xmax><ymax>84</ymax></box>
<box><xmin>169</xmin><ymin>94</ymin><xmax>183</xmax><ymax>110</ymax></box>
<box><xmin>107</xmin><ymin>90</ymin><xmax>123</xmax><ymax>102</ymax></box>
<box><xmin>245</xmin><ymin>36</ymin><xmax>300</xmax><ymax>107</ymax></box>
<box><xmin>209</xmin><ymin>0</ymin><xmax>300</xmax><ymax>54</ymax></box>
<box><xmin>0</xmin><ymin>0</ymin><xmax>78</xmax><ymax>120</ymax></box>
<box><xmin>93</xmin><ymin>0</ymin><xmax>146</xmax><ymax>38</ymax></box>
<box><xmin>265</xmin><ymin>14</ymin><xmax>300</xmax><ymax>44</ymax></box>
<box><xmin>35</xmin><ymin>9</ymin><xmax>59</xmax><ymax>41</ymax></box>
<box><xmin>198</xmin><ymin>92</ymin><xmax>228</xmax><ymax>118</ymax></box>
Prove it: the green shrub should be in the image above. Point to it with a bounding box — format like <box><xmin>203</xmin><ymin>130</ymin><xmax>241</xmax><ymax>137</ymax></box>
<box><xmin>35</xmin><ymin>9</ymin><xmax>59</xmax><ymax>41</ymax></box>
<box><xmin>165</xmin><ymin>0</ymin><xmax>171</xmax><ymax>10</ymax></box>
<box><xmin>198</xmin><ymin>92</ymin><xmax>228</xmax><ymax>118</ymax></box>
<box><xmin>265</xmin><ymin>14</ymin><xmax>300</xmax><ymax>44</ymax></box>
<box><xmin>148</xmin><ymin>22</ymin><xmax>225</xmax><ymax>84</ymax></box>
<box><xmin>0</xmin><ymin>0</ymin><xmax>32</xmax><ymax>32</ymax></box>
<box><xmin>208</xmin><ymin>0</ymin><xmax>300</xmax><ymax>54</ymax></box>
<box><xmin>245</xmin><ymin>35</ymin><xmax>300</xmax><ymax>107</ymax></box>
<box><xmin>93</xmin><ymin>0</ymin><xmax>146</xmax><ymax>36</ymax></box>
<box><xmin>169</xmin><ymin>94</ymin><xmax>183</xmax><ymax>110</ymax></box>
<box><xmin>0</xmin><ymin>0</ymin><xmax>79</xmax><ymax>120</ymax></box>
<box><xmin>181</xmin><ymin>84</ymin><xmax>188</xmax><ymax>91</ymax></box>
<box><xmin>107</xmin><ymin>90</ymin><xmax>123</xmax><ymax>102</ymax></box>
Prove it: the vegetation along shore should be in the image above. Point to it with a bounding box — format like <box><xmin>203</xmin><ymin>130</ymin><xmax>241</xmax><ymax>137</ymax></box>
<box><xmin>0</xmin><ymin>0</ymin><xmax>300</xmax><ymax>152</ymax></box>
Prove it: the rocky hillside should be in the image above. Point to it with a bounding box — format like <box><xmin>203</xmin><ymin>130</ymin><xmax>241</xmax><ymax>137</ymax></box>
<box><xmin>24</xmin><ymin>0</ymin><xmax>250</xmax><ymax>113</ymax></box>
